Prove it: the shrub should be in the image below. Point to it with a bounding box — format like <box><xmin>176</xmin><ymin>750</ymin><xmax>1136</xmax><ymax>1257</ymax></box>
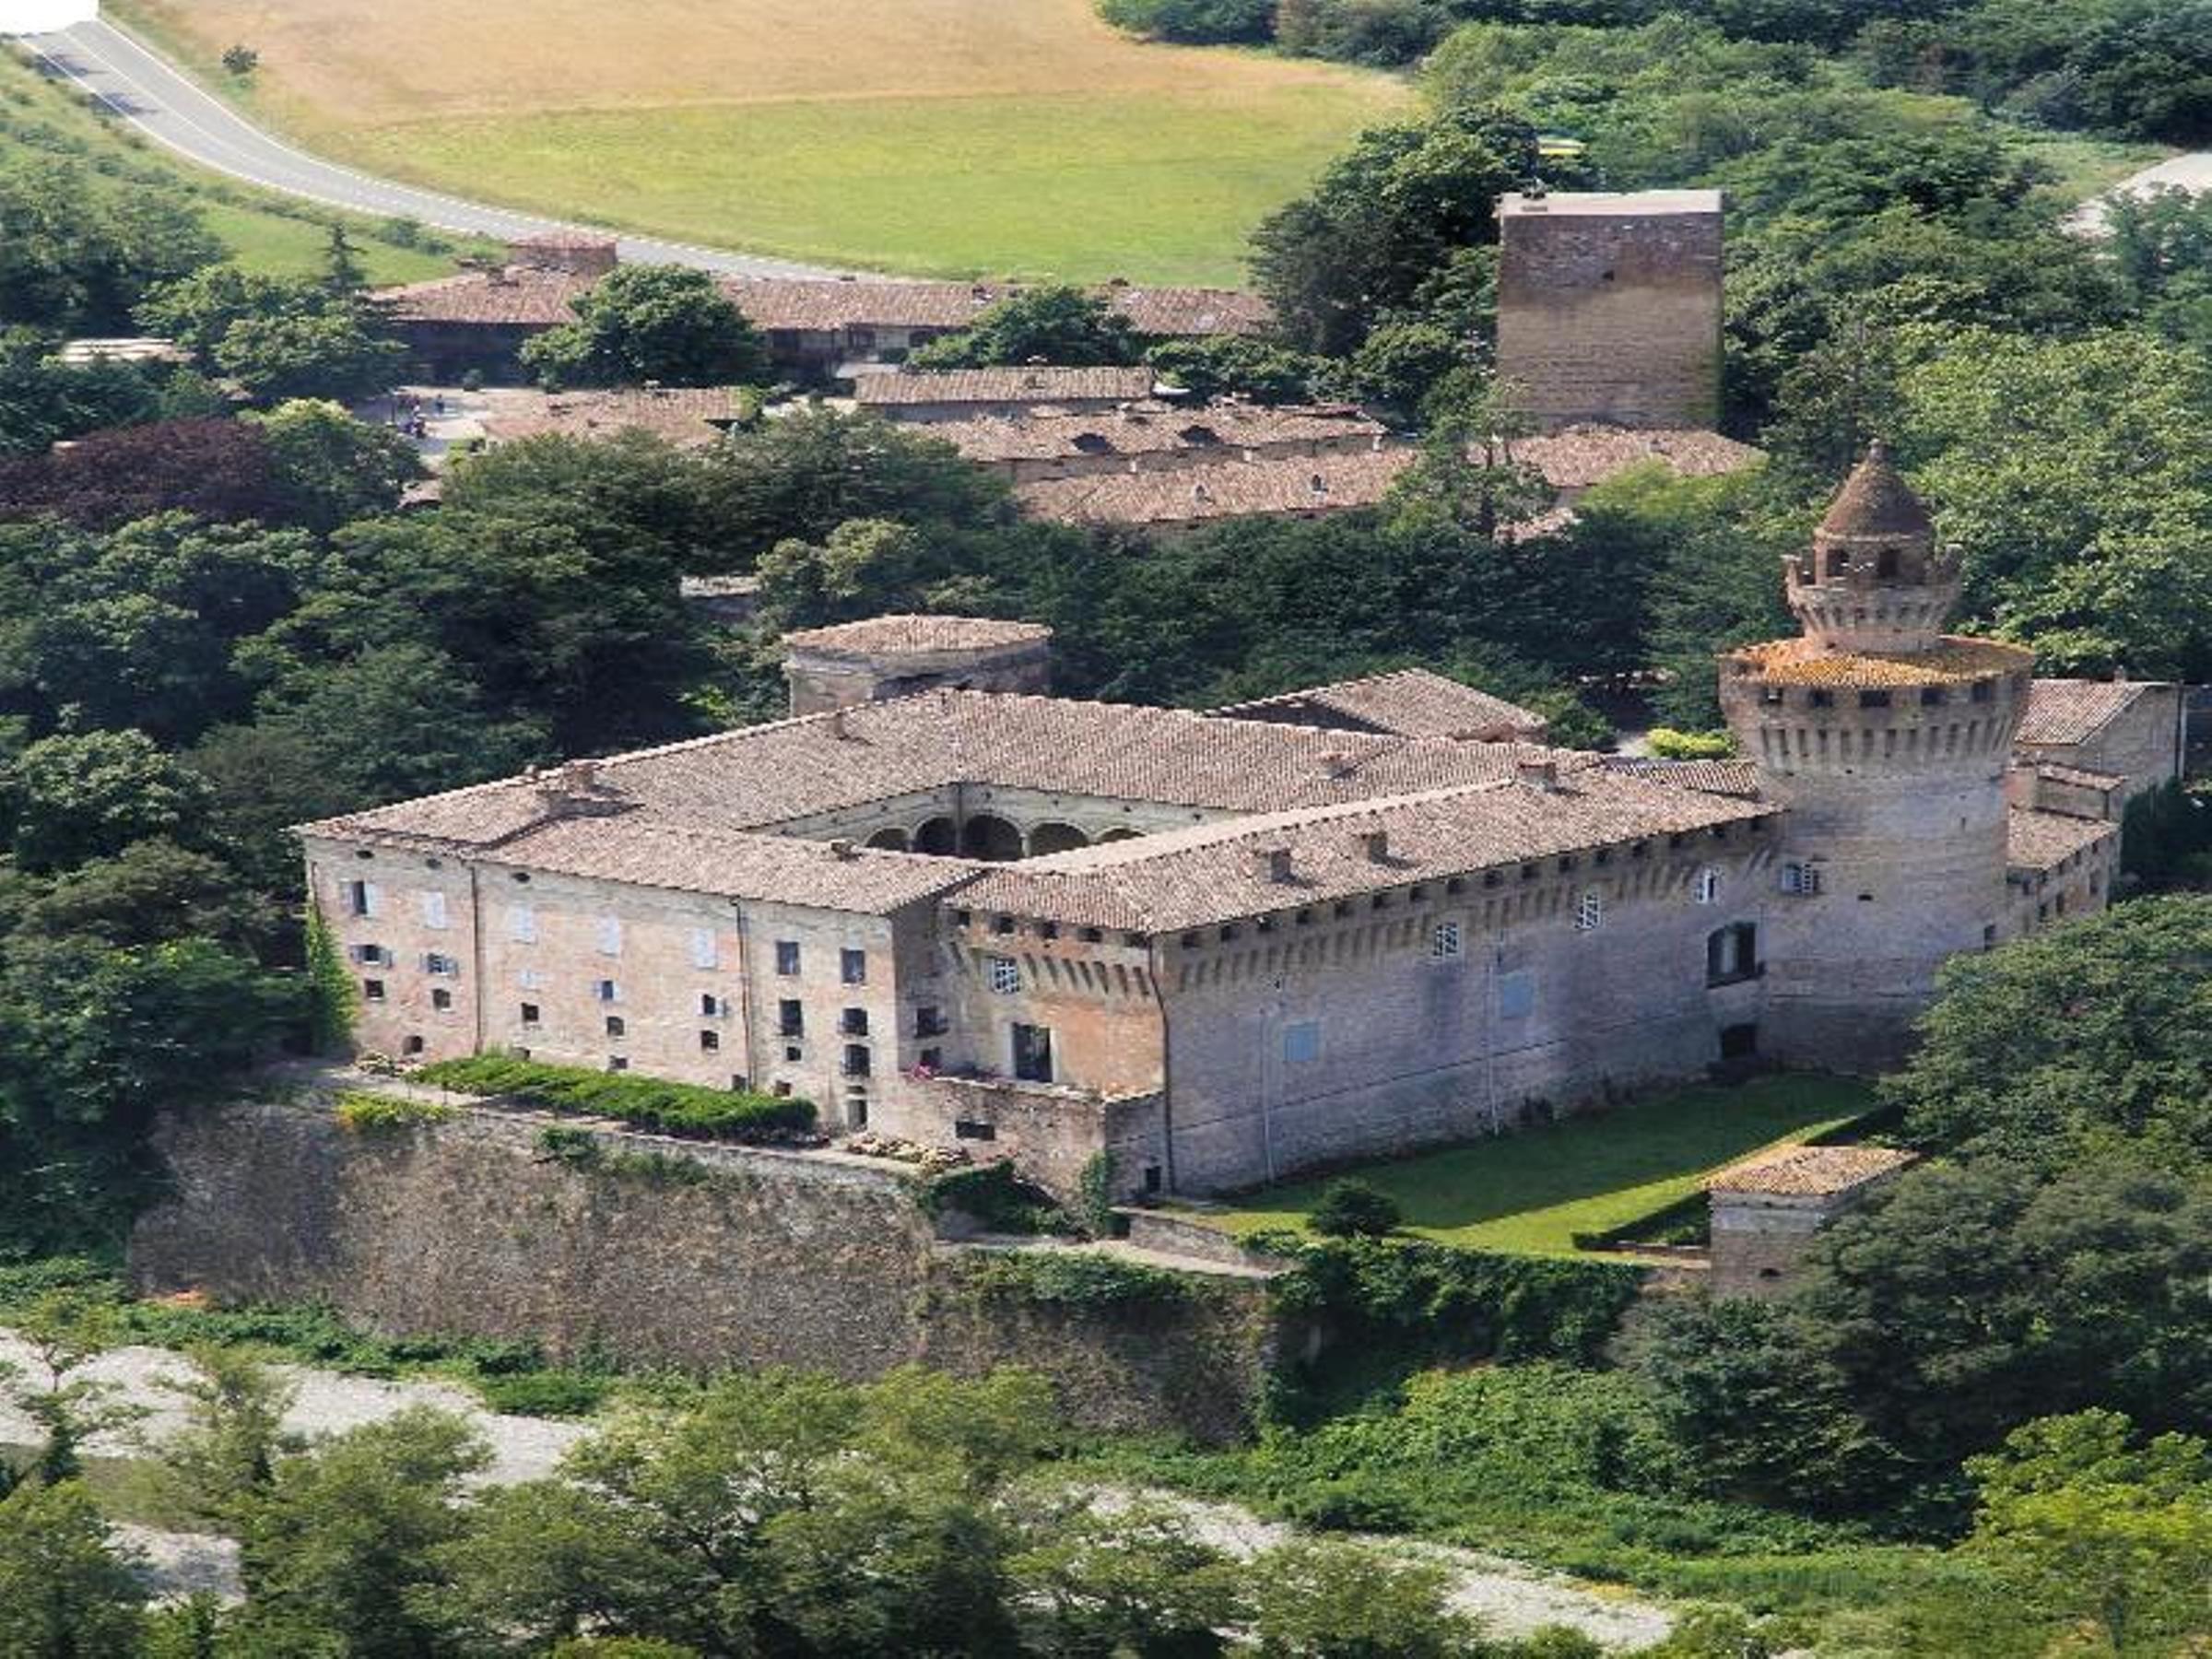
<box><xmin>967</xmin><ymin>1250</ymin><xmax>1191</xmax><ymax>1307</ymax></box>
<box><xmin>1309</xmin><ymin>1179</ymin><xmax>1402</xmax><ymax>1238</ymax></box>
<box><xmin>415</xmin><ymin>1056</ymin><xmax>813</xmax><ymax>1142</ymax></box>
<box><xmin>333</xmin><ymin>1091</ymin><xmax>453</xmax><ymax>1133</ymax></box>
<box><xmin>1645</xmin><ymin>728</ymin><xmax>1738</xmax><ymax>760</ymax></box>
<box><xmin>921</xmin><ymin>1160</ymin><xmax>1065</xmax><ymax>1234</ymax></box>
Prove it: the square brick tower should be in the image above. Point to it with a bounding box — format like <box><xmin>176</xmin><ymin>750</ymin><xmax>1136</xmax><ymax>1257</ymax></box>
<box><xmin>1495</xmin><ymin>190</ymin><xmax>1724</xmax><ymax>430</ymax></box>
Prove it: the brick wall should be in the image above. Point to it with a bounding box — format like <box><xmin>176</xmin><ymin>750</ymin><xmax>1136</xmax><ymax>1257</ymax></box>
<box><xmin>1496</xmin><ymin>194</ymin><xmax>1724</xmax><ymax>431</ymax></box>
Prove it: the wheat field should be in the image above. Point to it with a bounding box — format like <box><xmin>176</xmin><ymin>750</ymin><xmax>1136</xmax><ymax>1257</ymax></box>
<box><xmin>118</xmin><ymin>0</ymin><xmax>1408</xmax><ymax>282</ymax></box>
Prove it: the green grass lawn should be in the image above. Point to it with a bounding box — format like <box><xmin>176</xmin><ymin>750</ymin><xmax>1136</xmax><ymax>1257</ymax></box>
<box><xmin>335</xmin><ymin>85</ymin><xmax>1403</xmax><ymax>286</ymax></box>
<box><xmin>1210</xmin><ymin>1074</ymin><xmax>1879</xmax><ymax>1256</ymax></box>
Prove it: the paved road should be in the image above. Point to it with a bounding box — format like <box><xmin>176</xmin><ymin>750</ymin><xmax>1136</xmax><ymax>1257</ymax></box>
<box><xmin>15</xmin><ymin>17</ymin><xmax>842</xmax><ymax>278</ymax></box>
<box><xmin>2070</xmin><ymin>149</ymin><xmax>2212</xmax><ymax>235</ymax></box>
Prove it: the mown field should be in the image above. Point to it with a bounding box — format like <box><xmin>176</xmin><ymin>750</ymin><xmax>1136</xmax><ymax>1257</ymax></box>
<box><xmin>112</xmin><ymin>0</ymin><xmax>1409</xmax><ymax>284</ymax></box>
<box><xmin>1209</xmin><ymin>1074</ymin><xmax>1878</xmax><ymax>1255</ymax></box>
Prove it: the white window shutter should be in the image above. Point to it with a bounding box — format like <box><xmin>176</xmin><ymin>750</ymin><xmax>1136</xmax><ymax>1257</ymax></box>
<box><xmin>363</xmin><ymin>883</ymin><xmax>383</xmax><ymax>919</ymax></box>
<box><xmin>509</xmin><ymin>905</ymin><xmax>537</xmax><ymax>944</ymax></box>
<box><xmin>421</xmin><ymin>891</ymin><xmax>450</xmax><ymax>929</ymax></box>
<box><xmin>597</xmin><ymin>917</ymin><xmax>623</xmax><ymax>957</ymax></box>
<box><xmin>690</xmin><ymin>928</ymin><xmax>719</xmax><ymax>971</ymax></box>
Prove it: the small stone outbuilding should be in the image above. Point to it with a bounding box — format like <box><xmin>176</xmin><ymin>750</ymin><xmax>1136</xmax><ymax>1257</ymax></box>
<box><xmin>1707</xmin><ymin>1144</ymin><xmax>1919</xmax><ymax>1298</ymax></box>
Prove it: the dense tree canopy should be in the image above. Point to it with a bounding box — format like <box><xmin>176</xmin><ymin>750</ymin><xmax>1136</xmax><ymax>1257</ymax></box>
<box><xmin>522</xmin><ymin>265</ymin><xmax>771</xmax><ymax>389</ymax></box>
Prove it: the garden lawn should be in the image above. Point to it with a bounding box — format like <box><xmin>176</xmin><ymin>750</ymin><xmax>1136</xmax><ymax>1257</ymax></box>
<box><xmin>111</xmin><ymin>0</ymin><xmax>1408</xmax><ymax>284</ymax></box>
<box><xmin>1210</xmin><ymin>1074</ymin><xmax>1878</xmax><ymax>1256</ymax></box>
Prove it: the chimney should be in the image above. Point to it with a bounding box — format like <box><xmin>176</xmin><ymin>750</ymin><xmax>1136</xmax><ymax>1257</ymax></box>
<box><xmin>1359</xmin><ymin>829</ymin><xmax>1390</xmax><ymax>864</ymax></box>
<box><xmin>1516</xmin><ymin>758</ymin><xmax>1560</xmax><ymax>793</ymax></box>
<box><xmin>1253</xmin><ymin>846</ymin><xmax>1295</xmax><ymax>884</ymax></box>
<box><xmin>536</xmin><ymin>758</ymin><xmax>628</xmax><ymax>818</ymax></box>
<box><xmin>829</xmin><ymin>708</ymin><xmax>851</xmax><ymax>740</ymax></box>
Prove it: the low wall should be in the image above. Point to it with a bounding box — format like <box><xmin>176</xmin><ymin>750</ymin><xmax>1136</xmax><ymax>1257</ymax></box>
<box><xmin>131</xmin><ymin>1098</ymin><xmax>1278</xmax><ymax>1441</ymax></box>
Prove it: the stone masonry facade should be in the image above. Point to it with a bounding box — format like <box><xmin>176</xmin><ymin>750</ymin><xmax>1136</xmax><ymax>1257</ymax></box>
<box><xmin>1496</xmin><ymin>190</ymin><xmax>1724</xmax><ymax>431</ymax></box>
<box><xmin>302</xmin><ymin>451</ymin><xmax>2148</xmax><ymax>1201</ymax></box>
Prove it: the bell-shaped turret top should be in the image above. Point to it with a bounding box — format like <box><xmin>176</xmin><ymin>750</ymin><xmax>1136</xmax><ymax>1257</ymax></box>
<box><xmin>1784</xmin><ymin>441</ymin><xmax>1959</xmax><ymax>654</ymax></box>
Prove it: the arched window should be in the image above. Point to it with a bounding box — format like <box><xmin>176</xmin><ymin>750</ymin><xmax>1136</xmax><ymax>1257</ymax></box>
<box><xmin>1693</xmin><ymin>867</ymin><xmax>1721</xmax><ymax>905</ymax></box>
<box><xmin>1028</xmin><ymin>822</ymin><xmax>1088</xmax><ymax>856</ymax></box>
<box><xmin>959</xmin><ymin>814</ymin><xmax>1023</xmax><ymax>862</ymax></box>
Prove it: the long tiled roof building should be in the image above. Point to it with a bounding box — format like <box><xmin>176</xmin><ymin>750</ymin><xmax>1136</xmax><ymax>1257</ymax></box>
<box><xmin>306</xmin><ymin>446</ymin><xmax>2161</xmax><ymax>1200</ymax></box>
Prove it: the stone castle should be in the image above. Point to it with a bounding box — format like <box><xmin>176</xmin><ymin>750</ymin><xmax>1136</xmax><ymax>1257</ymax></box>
<box><xmin>306</xmin><ymin>445</ymin><xmax>2169</xmax><ymax>1200</ymax></box>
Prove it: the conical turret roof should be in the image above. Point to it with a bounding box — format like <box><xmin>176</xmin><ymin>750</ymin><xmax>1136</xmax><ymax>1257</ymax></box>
<box><xmin>1818</xmin><ymin>440</ymin><xmax>1933</xmax><ymax>540</ymax></box>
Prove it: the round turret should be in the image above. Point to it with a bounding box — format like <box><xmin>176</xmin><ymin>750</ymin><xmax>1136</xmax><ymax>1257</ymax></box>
<box><xmin>1783</xmin><ymin>441</ymin><xmax>1962</xmax><ymax>653</ymax></box>
<box><xmin>1718</xmin><ymin>441</ymin><xmax>2031</xmax><ymax>1067</ymax></box>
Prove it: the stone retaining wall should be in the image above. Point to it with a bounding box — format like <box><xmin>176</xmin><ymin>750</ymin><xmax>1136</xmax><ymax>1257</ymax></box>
<box><xmin>130</xmin><ymin>1097</ymin><xmax>1278</xmax><ymax>1441</ymax></box>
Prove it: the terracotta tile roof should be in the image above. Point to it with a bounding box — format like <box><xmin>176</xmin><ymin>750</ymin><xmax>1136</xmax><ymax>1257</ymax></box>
<box><xmin>1102</xmin><ymin>285</ymin><xmax>1274</xmax><ymax>337</ymax></box>
<box><xmin>477</xmin><ymin>387</ymin><xmax>748</xmax><ymax>449</ymax></box>
<box><xmin>1018</xmin><ymin>448</ymin><xmax>1416</xmax><ymax>526</ymax></box>
<box><xmin>1818</xmin><ymin>441</ymin><xmax>1932</xmax><ymax>540</ymax></box>
<box><xmin>2017</xmin><ymin>678</ymin><xmax>2156</xmax><ymax>747</ymax></box>
<box><xmin>2033</xmin><ymin>762</ymin><xmax>2124</xmax><ymax>791</ymax></box>
<box><xmin>956</xmin><ymin>768</ymin><xmax>1771</xmax><ymax>932</ymax></box>
<box><xmin>301</xmin><ymin>692</ymin><xmax>1588</xmax><ymax>864</ymax></box>
<box><xmin>716</xmin><ymin>276</ymin><xmax>1270</xmax><ymax>337</ymax></box>
<box><xmin>853</xmin><ymin>368</ymin><xmax>1158</xmax><ymax>407</ymax></box>
<box><xmin>721</xmin><ymin>277</ymin><xmax>1013</xmax><ymax>331</ymax></box>
<box><xmin>930</xmin><ymin>403</ymin><xmax>1386</xmax><ymax>466</ymax></box>
<box><xmin>1727</xmin><ymin>636</ymin><xmax>2032</xmax><ymax>688</ymax></box>
<box><xmin>376</xmin><ymin>267</ymin><xmax>593</xmax><ymax>327</ymax></box>
<box><xmin>1511</xmin><ymin>425</ymin><xmax>1763</xmax><ymax>489</ymax></box>
<box><xmin>782</xmin><ymin>615</ymin><xmax>1052</xmax><ymax>654</ymax></box>
<box><xmin>1209</xmin><ymin>669</ymin><xmax>1545</xmax><ymax>740</ymax></box>
<box><xmin>1602</xmin><ymin>757</ymin><xmax>1763</xmax><ymax>799</ymax></box>
<box><xmin>2007</xmin><ymin>806</ymin><xmax>2117</xmax><ymax>873</ymax></box>
<box><xmin>1707</xmin><ymin>1145</ymin><xmax>1917</xmax><ymax>1197</ymax></box>
<box><xmin>477</xmin><ymin>813</ymin><xmax>984</xmax><ymax>912</ymax></box>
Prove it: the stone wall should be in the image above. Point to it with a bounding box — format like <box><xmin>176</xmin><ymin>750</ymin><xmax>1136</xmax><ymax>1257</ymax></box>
<box><xmin>132</xmin><ymin>1098</ymin><xmax>1277</xmax><ymax>1441</ymax></box>
<box><xmin>1495</xmin><ymin>192</ymin><xmax>1724</xmax><ymax>430</ymax></box>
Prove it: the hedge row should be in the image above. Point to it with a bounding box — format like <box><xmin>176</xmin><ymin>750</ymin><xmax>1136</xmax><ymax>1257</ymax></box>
<box><xmin>413</xmin><ymin>1055</ymin><xmax>815</xmax><ymax>1141</ymax></box>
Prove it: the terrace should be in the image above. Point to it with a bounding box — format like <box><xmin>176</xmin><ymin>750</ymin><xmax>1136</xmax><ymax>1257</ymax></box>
<box><xmin>1197</xmin><ymin>1074</ymin><xmax>1880</xmax><ymax>1259</ymax></box>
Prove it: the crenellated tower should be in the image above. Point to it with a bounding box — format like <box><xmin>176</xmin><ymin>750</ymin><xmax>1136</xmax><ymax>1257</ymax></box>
<box><xmin>1719</xmin><ymin>442</ymin><xmax>2033</xmax><ymax>1065</ymax></box>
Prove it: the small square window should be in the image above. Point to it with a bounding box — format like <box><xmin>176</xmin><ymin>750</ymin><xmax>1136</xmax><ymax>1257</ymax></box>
<box><xmin>783</xmin><ymin>1044</ymin><xmax>802</xmax><ymax>1063</ymax></box>
<box><xmin>595</xmin><ymin>979</ymin><xmax>620</xmax><ymax>1004</ymax></box>
<box><xmin>607</xmin><ymin>1056</ymin><xmax>629</xmax><ymax>1073</ymax></box>
<box><xmin>700</xmin><ymin>1030</ymin><xmax>721</xmax><ymax>1052</ymax></box>
<box><xmin>772</xmin><ymin>1080</ymin><xmax>794</xmax><ymax>1097</ymax></box>
<box><xmin>778</xmin><ymin>999</ymin><xmax>804</xmax><ymax>1037</ymax></box>
<box><xmin>842</xmin><ymin>1044</ymin><xmax>871</xmax><ymax>1078</ymax></box>
<box><xmin>606</xmin><ymin>1015</ymin><xmax>626</xmax><ymax>1038</ymax></box>
<box><xmin>1430</xmin><ymin>922</ymin><xmax>1464</xmax><ymax>960</ymax></box>
<box><xmin>362</xmin><ymin>979</ymin><xmax>385</xmax><ymax>1002</ymax></box>
<box><xmin>954</xmin><ymin>1119</ymin><xmax>998</xmax><ymax>1141</ymax></box>
<box><xmin>1078</xmin><ymin>927</ymin><xmax>1103</xmax><ymax>943</ymax></box>
<box><xmin>1694</xmin><ymin>867</ymin><xmax>1721</xmax><ymax>905</ymax></box>
<box><xmin>402</xmin><ymin>1035</ymin><xmax>425</xmax><ymax>1056</ymax></box>
<box><xmin>775</xmin><ymin>940</ymin><xmax>801</xmax><ymax>976</ymax></box>
<box><xmin>431</xmin><ymin>988</ymin><xmax>453</xmax><ymax>1011</ymax></box>
<box><xmin>700</xmin><ymin>993</ymin><xmax>723</xmax><ymax>1018</ymax></box>
<box><xmin>520</xmin><ymin>1002</ymin><xmax>541</xmax><ymax>1026</ymax></box>
<box><xmin>841</xmin><ymin>948</ymin><xmax>867</xmax><ymax>985</ymax></box>
<box><xmin>841</xmin><ymin>1007</ymin><xmax>869</xmax><ymax>1036</ymax></box>
<box><xmin>987</xmin><ymin>955</ymin><xmax>1020</xmax><ymax>994</ymax></box>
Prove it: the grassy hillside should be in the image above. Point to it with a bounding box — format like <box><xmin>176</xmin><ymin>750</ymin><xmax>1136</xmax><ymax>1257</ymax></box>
<box><xmin>109</xmin><ymin>0</ymin><xmax>1409</xmax><ymax>284</ymax></box>
<box><xmin>0</xmin><ymin>42</ymin><xmax>479</xmax><ymax>286</ymax></box>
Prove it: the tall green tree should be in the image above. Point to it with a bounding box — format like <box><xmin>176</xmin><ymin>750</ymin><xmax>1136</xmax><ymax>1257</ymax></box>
<box><xmin>522</xmin><ymin>265</ymin><xmax>770</xmax><ymax>390</ymax></box>
<box><xmin>0</xmin><ymin>1480</ymin><xmax>147</xmax><ymax>1657</ymax></box>
<box><xmin>911</xmin><ymin>287</ymin><xmax>1143</xmax><ymax>369</ymax></box>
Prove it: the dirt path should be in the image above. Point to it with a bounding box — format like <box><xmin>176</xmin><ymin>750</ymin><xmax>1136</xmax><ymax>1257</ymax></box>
<box><xmin>2069</xmin><ymin>149</ymin><xmax>2212</xmax><ymax>233</ymax></box>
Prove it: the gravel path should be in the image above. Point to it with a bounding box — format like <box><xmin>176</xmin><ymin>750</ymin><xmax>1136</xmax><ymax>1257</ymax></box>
<box><xmin>0</xmin><ymin>1333</ymin><xmax>589</xmax><ymax>1482</ymax></box>
<box><xmin>1</xmin><ymin>1334</ymin><xmax>1673</xmax><ymax>1646</ymax></box>
<box><xmin>2069</xmin><ymin>149</ymin><xmax>2212</xmax><ymax>234</ymax></box>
